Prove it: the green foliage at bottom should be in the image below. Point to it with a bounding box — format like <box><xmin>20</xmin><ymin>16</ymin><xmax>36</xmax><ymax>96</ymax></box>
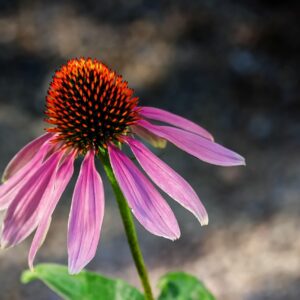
<box><xmin>158</xmin><ymin>272</ymin><xmax>215</xmax><ymax>300</ymax></box>
<box><xmin>21</xmin><ymin>264</ymin><xmax>216</xmax><ymax>300</ymax></box>
<box><xmin>21</xmin><ymin>264</ymin><xmax>143</xmax><ymax>300</ymax></box>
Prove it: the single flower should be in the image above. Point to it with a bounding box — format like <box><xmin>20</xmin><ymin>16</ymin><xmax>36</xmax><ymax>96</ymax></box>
<box><xmin>0</xmin><ymin>58</ymin><xmax>245</xmax><ymax>274</ymax></box>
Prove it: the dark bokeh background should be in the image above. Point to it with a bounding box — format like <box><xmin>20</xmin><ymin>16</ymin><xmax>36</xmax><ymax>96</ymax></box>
<box><xmin>0</xmin><ymin>1</ymin><xmax>300</xmax><ymax>299</ymax></box>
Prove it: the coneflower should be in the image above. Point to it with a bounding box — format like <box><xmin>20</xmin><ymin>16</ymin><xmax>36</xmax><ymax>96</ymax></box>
<box><xmin>0</xmin><ymin>58</ymin><xmax>245</xmax><ymax>274</ymax></box>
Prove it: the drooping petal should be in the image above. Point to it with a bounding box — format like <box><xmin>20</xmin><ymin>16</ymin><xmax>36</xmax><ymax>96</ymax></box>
<box><xmin>1</xmin><ymin>150</ymin><xmax>64</xmax><ymax>248</ymax></box>
<box><xmin>28</xmin><ymin>217</ymin><xmax>52</xmax><ymax>268</ymax></box>
<box><xmin>68</xmin><ymin>151</ymin><xmax>104</xmax><ymax>274</ymax></box>
<box><xmin>138</xmin><ymin>120</ymin><xmax>245</xmax><ymax>167</ymax></box>
<box><xmin>108</xmin><ymin>144</ymin><xmax>180</xmax><ymax>240</ymax></box>
<box><xmin>2</xmin><ymin>133</ymin><xmax>53</xmax><ymax>182</ymax></box>
<box><xmin>0</xmin><ymin>141</ymin><xmax>53</xmax><ymax>211</ymax></box>
<box><xmin>28</xmin><ymin>151</ymin><xmax>76</xmax><ymax>270</ymax></box>
<box><xmin>139</xmin><ymin>106</ymin><xmax>214</xmax><ymax>141</ymax></box>
<box><xmin>131</xmin><ymin>125</ymin><xmax>167</xmax><ymax>149</ymax></box>
<box><xmin>126</xmin><ymin>137</ymin><xmax>208</xmax><ymax>225</ymax></box>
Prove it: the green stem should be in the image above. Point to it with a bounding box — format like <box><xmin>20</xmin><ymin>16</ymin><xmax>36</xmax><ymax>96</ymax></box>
<box><xmin>99</xmin><ymin>150</ymin><xmax>155</xmax><ymax>300</ymax></box>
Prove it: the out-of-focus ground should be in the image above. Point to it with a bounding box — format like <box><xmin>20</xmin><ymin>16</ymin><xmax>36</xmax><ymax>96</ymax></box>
<box><xmin>0</xmin><ymin>1</ymin><xmax>299</xmax><ymax>299</ymax></box>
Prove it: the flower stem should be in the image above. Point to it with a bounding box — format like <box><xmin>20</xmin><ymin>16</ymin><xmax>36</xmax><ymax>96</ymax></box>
<box><xmin>99</xmin><ymin>150</ymin><xmax>155</xmax><ymax>300</ymax></box>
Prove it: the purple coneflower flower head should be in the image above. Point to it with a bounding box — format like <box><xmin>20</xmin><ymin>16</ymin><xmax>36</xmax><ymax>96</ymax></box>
<box><xmin>0</xmin><ymin>58</ymin><xmax>245</xmax><ymax>274</ymax></box>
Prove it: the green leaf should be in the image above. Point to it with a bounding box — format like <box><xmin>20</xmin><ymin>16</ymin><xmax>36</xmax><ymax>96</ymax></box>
<box><xmin>157</xmin><ymin>272</ymin><xmax>216</xmax><ymax>300</ymax></box>
<box><xmin>21</xmin><ymin>263</ymin><xmax>144</xmax><ymax>300</ymax></box>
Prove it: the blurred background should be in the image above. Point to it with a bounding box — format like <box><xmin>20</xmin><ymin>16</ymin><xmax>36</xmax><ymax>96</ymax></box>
<box><xmin>0</xmin><ymin>0</ymin><xmax>299</xmax><ymax>299</ymax></box>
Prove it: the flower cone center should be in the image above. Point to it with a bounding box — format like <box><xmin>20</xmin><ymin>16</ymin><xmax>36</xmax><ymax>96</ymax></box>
<box><xmin>45</xmin><ymin>58</ymin><xmax>139</xmax><ymax>151</ymax></box>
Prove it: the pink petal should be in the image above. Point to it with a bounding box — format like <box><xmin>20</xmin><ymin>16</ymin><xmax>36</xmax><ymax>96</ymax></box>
<box><xmin>108</xmin><ymin>144</ymin><xmax>180</xmax><ymax>240</ymax></box>
<box><xmin>139</xmin><ymin>106</ymin><xmax>214</xmax><ymax>141</ymax></box>
<box><xmin>126</xmin><ymin>137</ymin><xmax>208</xmax><ymax>225</ymax></box>
<box><xmin>131</xmin><ymin>125</ymin><xmax>167</xmax><ymax>149</ymax></box>
<box><xmin>0</xmin><ymin>150</ymin><xmax>64</xmax><ymax>248</ymax></box>
<box><xmin>0</xmin><ymin>141</ymin><xmax>53</xmax><ymax>211</ymax></box>
<box><xmin>28</xmin><ymin>151</ymin><xmax>76</xmax><ymax>270</ymax></box>
<box><xmin>68</xmin><ymin>151</ymin><xmax>104</xmax><ymax>274</ymax></box>
<box><xmin>138</xmin><ymin>120</ymin><xmax>245</xmax><ymax>167</ymax></box>
<box><xmin>28</xmin><ymin>217</ymin><xmax>52</xmax><ymax>269</ymax></box>
<box><xmin>2</xmin><ymin>133</ymin><xmax>53</xmax><ymax>182</ymax></box>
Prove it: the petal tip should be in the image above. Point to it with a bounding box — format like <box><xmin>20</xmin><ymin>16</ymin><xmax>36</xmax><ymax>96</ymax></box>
<box><xmin>225</xmin><ymin>153</ymin><xmax>246</xmax><ymax>167</ymax></box>
<box><xmin>68</xmin><ymin>264</ymin><xmax>81</xmax><ymax>275</ymax></box>
<box><xmin>237</xmin><ymin>156</ymin><xmax>246</xmax><ymax>166</ymax></box>
<box><xmin>171</xmin><ymin>234</ymin><xmax>180</xmax><ymax>242</ymax></box>
<box><xmin>200</xmin><ymin>216</ymin><xmax>209</xmax><ymax>226</ymax></box>
<box><xmin>160</xmin><ymin>227</ymin><xmax>180</xmax><ymax>241</ymax></box>
<box><xmin>170</xmin><ymin>228</ymin><xmax>181</xmax><ymax>241</ymax></box>
<box><xmin>28</xmin><ymin>262</ymin><xmax>34</xmax><ymax>272</ymax></box>
<box><xmin>0</xmin><ymin>239</ymin><xmax>9</xmax><ymax>250</ymax></box>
